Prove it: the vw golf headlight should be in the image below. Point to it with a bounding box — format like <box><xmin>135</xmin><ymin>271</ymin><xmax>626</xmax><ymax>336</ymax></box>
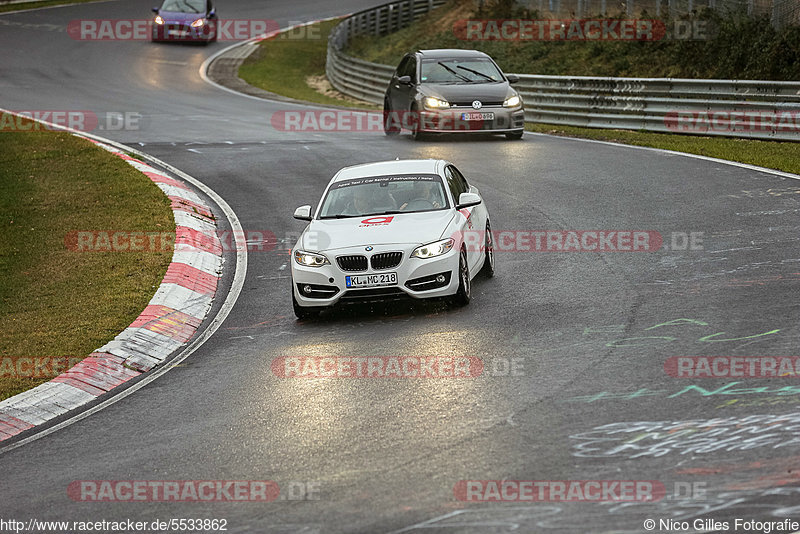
<box><xmin>412</xmin><ymin>238</ymin><xmax>454</xmax><ymax>259</ymax></box>
<box><xmin>154</xmin><ymin>15</ymin><xmax>165</xmax><ymax>24</ymax></box>
<box><xmin>191</xmin><ymin>18</ymin><xmax>206</xmax><ymax>27</ymax></box>
<box><xmin>503</xmin><ymin>95</ymin><xmax>521</xmax><ymax>108</ymax></box>
<box><xmin>294</xmin><ymin>250</ymin><xmax>329</xmax><ymax>267</ymax></box>
<box><xmin>423</xmin><ymin>97</ymin><xmax>450</xmax><ymax>109</ymax></box>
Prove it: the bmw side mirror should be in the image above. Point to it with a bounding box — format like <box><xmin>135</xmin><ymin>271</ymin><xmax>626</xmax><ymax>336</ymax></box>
<box><xmin>397</xmin><ymin>75</ymin><xmax>412</xmax><ymax>86</ymax></box>
<box><xmin>294</xmin><ymin>205</ymin><xmax>312</xmax><ymax>221</ymax></box>
<box><xmin>456</xmin><ymin>193</ymin><xmax>482</xmax><ymax>209</ymax></box>
<box><xmin>506</xmin><ymin>74</ymin><xmax>519</xmax><ymax>84</ymax></box>
<box><xmin>152</xmin><ymin>7</ymin><xmax>159</xmax><ymax>13</ymax></box>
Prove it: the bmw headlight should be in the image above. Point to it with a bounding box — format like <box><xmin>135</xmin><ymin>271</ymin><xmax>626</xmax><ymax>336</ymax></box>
<box><xmin>294</xmin><ymin>250</ymin><xmax>329</xmax><ymax>267</ymax></box>
<box><xmin>411</xmin><ymin>238</ymin><xmax>454</xmax><ymax>259</ymax></box>
<box><xmin>191</xmin><ymin>18</ymin><xmax>206</xmax><ymax>27</ymax></box>
<box><xmin>503</xmin><ymin>95</ymin><xmax>521</xmax><ymax>108</ymax></box>
<box><xmin>423</xmin><ymin>97</ymin><xmax>450</xmax><ymax>109</ymax></box>
<box><xmin>154</xmin><ymin>15</ymin><xmax>165</xmax><ymax>24</ymax></box>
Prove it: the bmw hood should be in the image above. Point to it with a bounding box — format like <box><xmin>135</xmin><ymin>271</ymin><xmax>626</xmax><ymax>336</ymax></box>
<box><xmin>423</xmin><ymin>82</ymin><xmax>513</xmax><ymax>104</ymax></box>
<box><xmin>300</xmin><ymin>211</ymin><xmax>456</xmax><ymax>252</ymax></box>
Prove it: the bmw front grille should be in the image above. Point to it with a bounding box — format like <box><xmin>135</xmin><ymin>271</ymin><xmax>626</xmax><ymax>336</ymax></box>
<box><xmin>336</xmin><ymin>255</ymin><xmax>368</xmax><ymax>272</ymax></box>
<box><xmin>370</xmin><ymin>252</ymin><xmax>403</xmax><ymax>270</ymax></box>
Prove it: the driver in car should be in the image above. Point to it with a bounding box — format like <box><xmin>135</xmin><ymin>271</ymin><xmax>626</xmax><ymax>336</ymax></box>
<box><xmin>345</xmin><ymin>186</ymin><xmax>398</xmax><ymax>215</ymax></box>
<box><xmin>400</xmin><ymin>181</ymin><xmax>443</xmax><ymax>210</ymax></box>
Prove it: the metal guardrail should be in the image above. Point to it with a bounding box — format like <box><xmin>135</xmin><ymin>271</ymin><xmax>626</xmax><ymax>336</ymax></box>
<box><xmin>326</xmin><ymin>0</ymin><xmax>447</xmax><ymax>104</ymax></box>
<box><xmin>515</xmin><ymin>76</ymin><xmax>800</xmax><ymax>140</ymax></box>
<box><xmin>326</xmin><ymin>0</ymin><xmax>800</xmax><ymax>140</ymax></box>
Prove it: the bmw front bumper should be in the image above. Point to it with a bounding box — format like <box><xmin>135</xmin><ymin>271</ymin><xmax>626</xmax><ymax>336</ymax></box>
<box><xmin>291</xmin><ymin>244</ymin><xmax>460</xmax><ymax>308</ymax></box>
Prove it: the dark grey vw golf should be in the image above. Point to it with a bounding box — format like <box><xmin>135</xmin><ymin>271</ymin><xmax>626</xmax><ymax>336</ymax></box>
<box><xmin>383</xmin><ymin>49</ymin><xmax>525</xmax><ymax>140</ymax></box>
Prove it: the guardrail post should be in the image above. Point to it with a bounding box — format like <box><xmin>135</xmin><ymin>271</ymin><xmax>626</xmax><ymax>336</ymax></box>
<box><xmin>771</xmin><ymin>0</ymin><xmax>780</xmax><ymax>29</ymax></box>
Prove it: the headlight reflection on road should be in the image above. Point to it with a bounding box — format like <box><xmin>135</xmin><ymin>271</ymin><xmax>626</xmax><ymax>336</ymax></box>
<box><xmin>256</xmin><ymin>330</ymin><xmax>524</xmax><ymax>475</ymax></box>
<box><xmin>269</xmin><ymin>329</ymin><xmax>505</xmax><ymax>411</ymax></box>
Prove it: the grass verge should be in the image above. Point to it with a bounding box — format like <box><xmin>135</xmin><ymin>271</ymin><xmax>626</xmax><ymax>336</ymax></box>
<box><xmin>238</xmin><ymin>19</ymin><xmax>377</xmax><ymax>109</ymax></box>
<box><xmin>0</xmin><ymin>0</ymin><xmax>103</xmax><ymax>14</ymax></box>
<box><xmin>0</xmin><ymin>116</ymin><xmax>174</xmax><ymax>401</ymax></box>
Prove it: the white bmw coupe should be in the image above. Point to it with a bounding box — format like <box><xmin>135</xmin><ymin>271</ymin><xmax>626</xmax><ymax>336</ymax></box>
<box><xmin>290</xmin><ymin>159</ymin><xmax>494</xmax><ymax>318</ymax></box>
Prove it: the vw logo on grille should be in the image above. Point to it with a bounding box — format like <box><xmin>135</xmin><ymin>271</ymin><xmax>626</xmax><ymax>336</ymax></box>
<box><xmin>365</xmin><ymin>246</ymin><xmax>374</xmax><ymax>251</ymax></box>
<box><xmin>472</xmin><ymin>100</ymin><xmax>483</xmax><ymax>109</ymax></box>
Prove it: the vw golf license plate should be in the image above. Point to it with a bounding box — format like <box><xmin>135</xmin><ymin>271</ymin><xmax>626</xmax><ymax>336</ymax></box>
<box><xmin>461</xmin><ymin>112</ymin><xmax>494</xmax><ymax>121</ymax></box>
<box><xmin>346</xmin><ymin>272</ymin><xmax>398</xmax><ymax>288</ymax></box>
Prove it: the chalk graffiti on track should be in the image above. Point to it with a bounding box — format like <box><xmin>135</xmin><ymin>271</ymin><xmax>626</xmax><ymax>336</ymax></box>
<box><xmin>571</xmin><ymin>413</ymin><xmax>800</xmax><ymax>459</ymax></box>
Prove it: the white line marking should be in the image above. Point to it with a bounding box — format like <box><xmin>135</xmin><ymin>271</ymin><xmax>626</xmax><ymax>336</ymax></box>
<box><xmin>198</xmin><ymin>16</ymin><xmax>348</xmax><ymax>109</ymax></box>
<box><xmin>528</xmin><ymin>132</ymin><xmax>800</xmax><ymax>181</ymax></box>
<box><xmin>0</xmin><ymin>108</ymin><xmax>248</xmax><ymax>454</ymax></box>
<box><xmin>153</xmin><ymin>60</ymin><xmax>188</xmax><ymax>66</ymax></box>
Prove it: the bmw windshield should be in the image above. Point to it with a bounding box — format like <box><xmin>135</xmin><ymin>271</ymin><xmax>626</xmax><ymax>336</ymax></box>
<box><xmin>318</xmin><ymin>174</ymin><xmax>449</xmax><ymax>219</ymax></box>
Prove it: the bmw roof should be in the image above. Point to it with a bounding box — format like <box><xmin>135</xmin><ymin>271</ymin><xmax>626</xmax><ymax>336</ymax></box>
<box><xmin>331</xmin><ymin>159</ymin><xmax>447</xmax><ymax>182</ymax></box>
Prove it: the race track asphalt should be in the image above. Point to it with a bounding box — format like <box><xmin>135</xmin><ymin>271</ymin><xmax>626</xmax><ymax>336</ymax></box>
<box><xmin>1</xmin><ymin>1</ymin><xmax>799</xmax><ymax>532</ymax></box>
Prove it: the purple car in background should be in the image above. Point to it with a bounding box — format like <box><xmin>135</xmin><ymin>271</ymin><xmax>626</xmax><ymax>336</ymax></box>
<box><xmin>151</xmin><ymin>0</ymin><xmax>217</xmax><ymax>43</ymax></box>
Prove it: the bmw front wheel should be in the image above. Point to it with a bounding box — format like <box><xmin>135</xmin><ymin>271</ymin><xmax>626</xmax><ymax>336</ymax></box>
<box><xmin>480</xmin><ymin>222</ymin><xmax>495</xmax><ymax>278</ymax></box>
<box><xmin>450</xmin><ymin>248</ymin><xmax>471</xmax><ymax>307</ymax></box>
